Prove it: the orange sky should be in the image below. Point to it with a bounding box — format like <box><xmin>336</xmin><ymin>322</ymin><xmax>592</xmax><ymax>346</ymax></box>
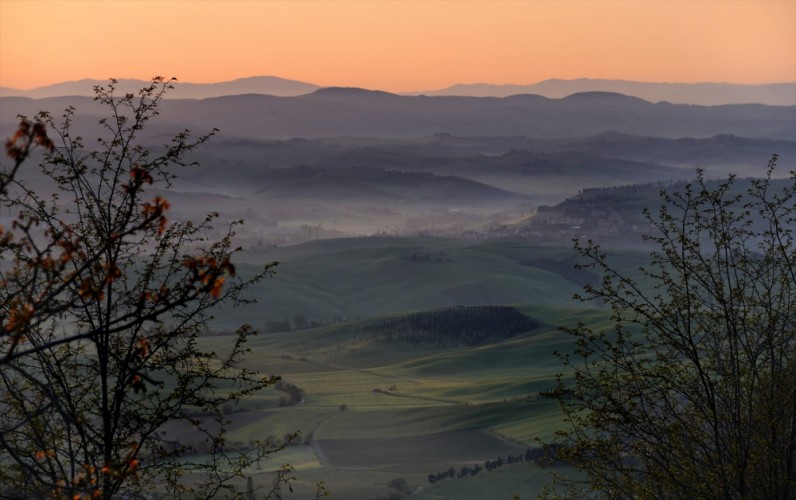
<box><xmin>1</xmin><ymin>0</ymin><xmax>795</xmax><ymax>92</ymax></box>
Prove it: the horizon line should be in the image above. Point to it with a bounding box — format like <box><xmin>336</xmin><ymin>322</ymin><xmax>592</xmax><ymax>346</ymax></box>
<box><xmin>3</xmin><ymin>75</ymin><xmax>796</xmax><ymax>93</ymax></box>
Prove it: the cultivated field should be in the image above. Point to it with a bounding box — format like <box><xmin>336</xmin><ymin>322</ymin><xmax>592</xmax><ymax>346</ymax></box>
<box><xmin>193</xmin><ymin>249</ymin><xmax>623</xmax><ymax>498</ymax></box>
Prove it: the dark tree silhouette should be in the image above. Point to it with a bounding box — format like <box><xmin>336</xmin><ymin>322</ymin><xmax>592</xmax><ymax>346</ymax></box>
<box><xmin>551</xmin><ymin>158</ymin><xmax>795</xmax><ymax>498</ymax></box>
<box><xmin>0</xmin><ymin>78</ymin><xmax>288</xmax><ymax>498</ymax></box>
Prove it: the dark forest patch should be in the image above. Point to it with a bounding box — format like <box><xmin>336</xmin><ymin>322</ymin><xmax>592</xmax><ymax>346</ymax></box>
<box><xmin>358</xmin><ymin>306</ymin><xmax>539</xmax><ymax>347</ymax></box>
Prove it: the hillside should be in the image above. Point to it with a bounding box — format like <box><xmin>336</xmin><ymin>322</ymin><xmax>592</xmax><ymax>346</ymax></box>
<box><xmin>5</xmin><ymin>77</ymin><xmax>794</xmax><ymax>106</ymax></box>
<box><xmin>206</xmin><ymin>237</ymin><xmax>651</xmax><ymax>331</ymax></box>
<box><xmin>3</xmin><ymin>91</ymin><xmax>794</xmax><ymax>141</ymax></box>
<box><xmin>414</xmin><ymin>78</ymin><xmax>796</xmax><ymax>106</ymax></box>
<box><xmin>248</xmin><ymin>166</ymin><xmax>527</xmax><ymax>203</ymax></box>
<box><xmin>197</xmin><ymin>302</ymin><xmax>607</xmax><ymax>498</ymax></box>
<box><xmin>0</xmin><ymin>76</ymin><xmax>321</xmax><ymax>99</ymax></box>
<box><xmin>520</xmin><ymin>175</ymin><xmax>794</xmax><ymax>246</ymax></box>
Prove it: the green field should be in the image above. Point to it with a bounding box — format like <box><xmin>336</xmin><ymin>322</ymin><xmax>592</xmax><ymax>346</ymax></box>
<box><xmin>182</xmin><ymin>238</ymin><xmax>640</xmax><ymax>498</ymax></box>
<box><xmin>209</xmin><ymin>236</ymin><xmax>649</xmax><ymax>329</ymax></box>
<box><xmin>198</xmin><ymin>322</ymin><xmax>577</xmax><ymax>499</ymax></box>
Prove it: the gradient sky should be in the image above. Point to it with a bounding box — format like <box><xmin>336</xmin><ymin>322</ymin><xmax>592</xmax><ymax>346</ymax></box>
<box><xmin>1</xmin><ymin>0</ymin><xmax>795</xmax><ymax>92</ymax></box>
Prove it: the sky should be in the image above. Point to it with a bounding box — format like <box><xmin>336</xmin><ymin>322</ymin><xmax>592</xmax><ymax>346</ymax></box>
<box><xmin>1</xmin><ymin>0</ymin><xmax>795</xmax><ymax>92</ymax></box>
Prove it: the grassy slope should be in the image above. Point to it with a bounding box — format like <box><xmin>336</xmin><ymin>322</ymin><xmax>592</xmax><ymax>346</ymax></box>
<box><xmin>211</xmin><ymin>236</ymin><xmax>648</xmax><ymax>330</ymax></box>
<box><xmin>193</xmin><ymin>238</ymin><xmax>646</xmax><ymax>498</ymax></box>
<box><xmin>198</xmin><ymin>305</ymin><xmax>615</xmax><ymax>498</ymax></box>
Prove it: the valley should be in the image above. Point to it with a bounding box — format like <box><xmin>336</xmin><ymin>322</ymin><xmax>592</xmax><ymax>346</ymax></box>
<box><xmin>1</xmin><ymin>78</ymin><xmax>792</xmax><ymax>498</ymax></box>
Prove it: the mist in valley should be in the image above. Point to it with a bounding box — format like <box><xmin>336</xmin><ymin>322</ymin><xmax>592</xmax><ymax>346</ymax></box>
<box><xmin>6</xmin><ymin>86</ymin><xmax>791</xmax><ymax>250</ymax></box>
<box><xmin>2</xmin><ymin>75</ymin><xmax>794</xmax><ymax>498</ymax></box>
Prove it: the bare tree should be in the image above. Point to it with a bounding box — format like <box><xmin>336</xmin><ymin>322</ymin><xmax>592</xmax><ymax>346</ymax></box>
<box><xmin>551</xmin><ymin>158</ymin><xmax>795</xmax><ymax>498</ymax></box>
<box><xmin>0</xmin><ymin>78</ymin><xmax>287</xmax><ymax>498</ymax></box>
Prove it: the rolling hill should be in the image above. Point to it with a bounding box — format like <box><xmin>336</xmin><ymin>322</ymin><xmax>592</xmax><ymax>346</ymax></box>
<box><xmin>412</xmin><ymin>78</ymin><xmax>796</xmax><ymax>106</ymax></box>
<box><xmin>206</xmin><ymin>236</ymin><xmax>651</xmax><ymax>330</ymax></box>
<box><xmin>0</xmin><ymin>76</ymin><xmax>321</xmax><ymax>99</ymax></box>
<box><xmin>5</xmin><ymin>76</ymin><xmax>794</xmax><ymax>106</ymax></box>
<box><xmin>3</xmin><ymin>90</ymin><xmax>794</xmax><ymax>141</ymax></box>
<box><xmin>248</xmin><ymin>165</ymin><xmax>527</xmax><ymax>203</ymax></box>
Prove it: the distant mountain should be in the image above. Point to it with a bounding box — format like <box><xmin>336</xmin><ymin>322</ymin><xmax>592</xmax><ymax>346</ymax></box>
<box><xmin>2</xmin><ymin>90</ymin><xmax>794</xmax><ymax>141</ymax></box>
<box><xmin>168</xmin><ymin>90</ymin><xmax>796</xmax><ymax>140</ymax></box>
<box><xmin>411</xmin><ymin>78</ymin><xmax>796</xmax><ymax>106</ymax></box>
<box><xmin>0</xmin><ymin>76</ymin><xmax>321</xmax><ymax>99</ymax></box>
<box><xmin>146</xmin><ymin>132</ymin><xmax>788</xmax><ymax>203</ymax></box>
<box><xmin>5</xmin><ymin>76</ymin><xmax>794</xmax><ymax>106</ymax></box>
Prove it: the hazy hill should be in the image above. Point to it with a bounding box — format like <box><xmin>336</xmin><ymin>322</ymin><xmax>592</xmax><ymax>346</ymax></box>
<box><xmin>0</xmin><ymin>76</ymin><xmax>320</xmax><ymax>99</ymax></box>
<box><xmin>133</xmin><ymin>133</ymin><xmax>791</xmax><ymax>207</ymax></box>
<box><xmin>558</xmin><ymin>132</ymin><xmax>796</xmax><ymax>171</ymax></box>
<box><xmin>3</xmin><ymin>90</ymin><xmax>793</xmax><ymax>141</ymax></box>
<box><xmin>414</xmin><ymin>78</ymin><xmax>796</xmax><ymax>106</ymax></box>
<box><xmin>162</xmin><ymin>91</ymin><xmax>796</xmax><ymax>140</ymax></box>
<box><xmin>298</xmin><ymin>147</ymin><xmax>686</xmax><ymax>183</ymax></box>
<box><xmin>523</xmin><ymin>176</ymin><xmax>795</xmax><ymax>246</ymax></box>
<box><xmin>5</xmin><ymin>76</ymin><xmax>794</xmax><ymax>106</ymax></box>
<box><xmin>220</xmin><ymin>237</ymin><xmax>612</xmax><ymax>328</ymax></box>
<box><xmin>247</xmin><ymin>165</ymin><xmax>529</xmax><ymax>203</ymax></box>
<box><xmin>181</xmin><ymin>134</ymin><xmax>786</xmax><ymax>188</ymax></box>
<box><xmin>145</xmin><ymin>90</ymin><xmax>796</xmax><ymax>141</ymax></box>
<box><xmin>310</xmin><ymin>133</ymin><xmax>795</xmax><ymax>172</ymax></box>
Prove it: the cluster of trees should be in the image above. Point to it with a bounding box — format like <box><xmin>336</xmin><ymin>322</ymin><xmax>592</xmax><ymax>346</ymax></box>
<box><xmin>575</xmin><ymin>179</ymin><xmax>687</xmax><ymax>199</ymax></box>
<box><xmin>0</xmin><ymin>79</ymin><xmax>289</xmax><ymax>498</ymax></box>
<box><xmin>359</xmin><ymin>306</ymin><xmax>539</xmax><ymax>346</ymax></box>
<box><xmin>263</xmin><ymin>313</ymin><xmax>349</xmax><ymax>333</ymax></box>
<box><xmin>275</xmin><ymin>380</ymin><xmax>305</xmax><ymax>406</ymax></box>
<box><xmin>427</xmin><ymin>448</ymin><xmax>537</xmax><ymax>484</ymax></box>
<box><xmin>402</xmin><ymin>250</ymin><xmax>452</xmax><ymax>262</ymax></box>
<box><xmin>427</xmin><ymin>467</ymin><xmax>458</xmax><ymax>484</ymax></box>
<box><xmin>534</xmin><ymin>180</ymin><xmax>696</xmax><ymax>233</ymax></box>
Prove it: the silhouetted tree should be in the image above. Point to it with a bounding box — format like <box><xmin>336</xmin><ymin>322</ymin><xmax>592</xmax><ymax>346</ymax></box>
<box><xmin>0</xmin><ymin>78</ymin><xmax>287</xmax><ymax>498</ymax></box>
<box><xmin>552</xmin><ymin>159</ymin><xmax>795</xmax><ymax>498</ymax></box>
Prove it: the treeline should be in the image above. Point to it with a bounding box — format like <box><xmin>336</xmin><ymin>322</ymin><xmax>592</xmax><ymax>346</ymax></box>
<box><xmin>534</xmin><ymin>179</ymin><xmax>690</xmax><ymax>224</ymax></box>
<box><xmin>427</xmin><ymin>448</ymin><xmax>544</xmax><ymax>484</ymax></box>
<box><xmin>359</xmin><ymin>306</ymin><xmax>539</xmax><ymax>346</ymax></box>
<box><xmin>207</xmin><ymin>314</ymin><xmax>343</xmax><ymax>335</ymax></box>
<box><xmin>263</xmin><ymin>313</ymin><xmax>353</xmax><ymax>333</ymax></box>
<box><xmin>575</xmin><ymin>179</ymin><xmax>688</xmax><ymax>198</ymax></box>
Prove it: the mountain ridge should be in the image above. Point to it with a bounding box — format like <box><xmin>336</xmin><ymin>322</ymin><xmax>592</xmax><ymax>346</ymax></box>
<box><xmin>408</xmin><ymin>78</ymin><xmax>796</xmax><ymax>106</ymax></box>
<box><xmin>0</xmin><ymin>76</ymin><xmax>321</xmax><ymax>100</ymax></box>
<box><xmin>2</xmin><ymin>76</ymin><xmax>794</xmax><ymax>106</ymax></box>
<box><xmin>2</xmin><ymin>91</ymin><xmax>793</xmax><ymax>141</ymax></box>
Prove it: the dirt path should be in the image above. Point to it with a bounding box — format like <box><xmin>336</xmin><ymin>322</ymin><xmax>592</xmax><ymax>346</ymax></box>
<box><xmin>310</xmin><ymin>438</ymin><xmax>330</xmax><ymax>467</ymax></box>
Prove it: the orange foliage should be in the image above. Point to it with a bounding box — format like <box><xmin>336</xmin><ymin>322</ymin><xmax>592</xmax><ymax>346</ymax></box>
<box><xmin>4</xmin><ymin>120</ymin><xmax>54</xmax><ymax>162</ymax></box>
<box><xmin>4</xmin><ymin>299</ymin><xmax>34</xmax><ymax>337</ymax></box>
<box><xmin>141</xmin><ymin>196</ymin><xmax>170</xmax><ymax>234</ymax></box>
<box><xmin>181</xmin><ymin>254</ymin><xmax>236</xmax><ymax>298</ymax></box>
